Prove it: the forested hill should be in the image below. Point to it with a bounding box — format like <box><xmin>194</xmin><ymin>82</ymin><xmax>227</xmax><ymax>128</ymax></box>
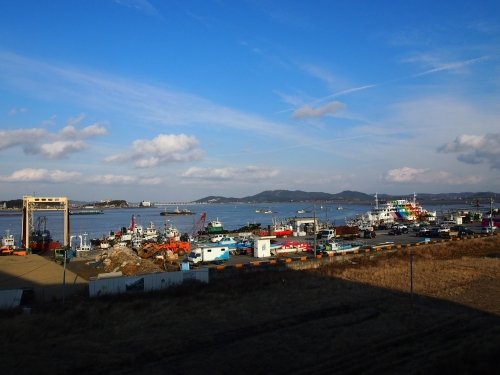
<box><xmin>194</xmin><ymin>190</ymin><xmax>499</xmax><ymax>204</ymax></box>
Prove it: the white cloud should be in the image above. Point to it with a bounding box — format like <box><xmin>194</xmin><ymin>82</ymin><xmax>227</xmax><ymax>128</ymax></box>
<box><xmin>182</xmin><ymin>166</ymin><xmax>279</xmax><ymax>181</ymax></box>
<box><xmin>80</xmin><ymin>124</ymin><xmax>107</xmax><ymax>138</ymax></box>
<box><xmin>8</xmin><ymin>107</ymin><xmax>28</xmax><ymax>116</ymax></box>
<box><xmin>292</xmin><ymin>101</ymin><xmax>345</xmax><ymax>119</ymax></box>
<box><xmin>0</xmin><ymin>115</ymin><xmax>107</xmax><ymax>159</ymax></box>
<box><xmin>37</xmin><ymin>140</ymin><xmax>87</xmax><ymax>159</ymax></box>
<box><xmin>87</xmin><ymin>174</ymin><xmax>162</xmax><ymax>185</ymax></box>
<box><xmin>88</xmin><ymin>174</ymin><xmax>138</xmax><ymax>185</ymax></box>
<box><xmin>2</xmin><ymin>168</ymin><xmax>163</xmax><ymax>186</ymax></box>
<box><xmin>382</xmin><ymin>166</ymin><xmax>483</xmax><ymax>185</ymax></box>
<box><xmin>3</xmin><ymin>168</ymin><xmax>81</xmax><ymax>183</ymax></box>
<box><xmin>60</xmin><ymin>123</ymin><xmax>107</xmax><ymax>139</ymax></box>
<box><xmin>438</xmin><ymin>133</ymin><xmax>500</xmax><ymax>169</ymax></box>
<box><xmin>106</xmin><ymin>133</ymin><xmax>203</xmax><ymax>168</ymax></box>
<box><xmin>0</xmin><ymin>128</ymin><xmax>46</xmax><ymax>150</ymax></box>
<box><xmin>383</xmin><ymin>167</ymin><xmax>429</xmax><ymax>183</ymax></box>
<box><xmin>438</xmin><ymin>134</ymin><xmax>487</xmax><ymax>152</ymax></box>
<box><xmin>66</xmin><ymin>113</ymin><xmax>86</xmax><ymax>127</ymax></box>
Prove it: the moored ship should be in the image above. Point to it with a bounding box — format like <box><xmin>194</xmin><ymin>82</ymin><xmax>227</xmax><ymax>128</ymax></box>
<box><xmin>160</xmin><ymin>206</ymin><xmax>195</xmax><ymax>216</ymax></box>
<box><xmin>206</xmin><ymin>218</ymin><xmax>224</xmax><ymax>234</ymax></box>
<box><xmin>69</xmin><ymin>209</ymin><xmax>104</xmax><ymax>215</ymax></box>
<box><xmin>29</xmin><ymin>216</ymin><xmax>62</xmax><ymax>253</ymax></box>
<box><xmin>354</xmin><ymin>193</ymin><xmax>436</xmax><ymax>227</ymax></box>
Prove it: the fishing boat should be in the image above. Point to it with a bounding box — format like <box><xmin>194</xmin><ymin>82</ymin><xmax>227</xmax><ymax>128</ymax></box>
<box><xmin>206</xmin><ymin>218</ymin><xmax>224</xmax><ymax>234</ymax></box>
<box><xmin>321</xmin><ymin>240</ymin><xmax>360</xmax><ymax>254</ymax></box>
<box><xmin>143</xmin><ymin>221</ymin><xmax>159</xmax><ymax>241</ymax></box>
<box><xmin>211</xmin><ymin>236</ymin><xmax>238</xmax><ymax>249</ymax></box>
<box><xmin>280</xmin><ymin>240</ymin><xmax>311</xmax><ymax>252</ymax></box>
<box><xmin>160</xmin><ymin>207</ymin><xmax>195</xmax><ymax>216</ymax></box>
<box><xmin>270</xmin><ymin>219</ymin><xmax>293</xmax><ymax>237</ymax></box>
<box><xmin>1</xmin><ymin>229</ymin><xmax>17</xmax><ymax>255</ymax></box>
<box><xmin>162</xmin><ymin>222</ymin><xmax>181</xmax><ymax>241</ymax></box>
<box><xmin>29</xmin><ymin>216</ymin><xmax>61</xmax><ymax>253</ymax></box>
<box><xmin>75</xmin><ymin>233</ymin><xmax>92</xmax><ymax>256</ymax></box>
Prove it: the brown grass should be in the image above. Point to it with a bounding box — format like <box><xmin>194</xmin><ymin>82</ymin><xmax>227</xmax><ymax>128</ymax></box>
<box><xmin>0</xmin><ymin>236</ymin><xmax>499</xmax><ymax>374</ymax></box>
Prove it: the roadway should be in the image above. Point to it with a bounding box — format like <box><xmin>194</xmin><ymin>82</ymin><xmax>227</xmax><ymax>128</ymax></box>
<box><xmin>202</xmin><ymin>223</ymin><xmax>486</xmax><ymax>269</ymax></box>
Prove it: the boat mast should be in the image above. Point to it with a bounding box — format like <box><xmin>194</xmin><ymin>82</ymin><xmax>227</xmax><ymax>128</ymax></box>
<box><xmin>374</xmin><ymin>193</ymin><xmax>379</xmax><ymax>209</ymax></box>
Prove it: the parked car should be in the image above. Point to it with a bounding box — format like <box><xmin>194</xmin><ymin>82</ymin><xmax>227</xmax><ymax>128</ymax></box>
<box><xmin>481</xmin><ymin>226</ymin><xmax>497</xmax><ymax>234</ymax></box>
<box><xmin>388</xmin><ymin>227</ymin><xmax>404</xmax><ymax>235</ymax></box>
<box><xmin>450</xmin><ymin>226</ymin><xmax>475</xmax><ymax>236</ymax></box>
<box><xmin>416</xmin><ymin>227</ymin><xmax>432</xmax><ymax>237</ymax></box>
<box><xmin>363</xmin><ymin>229</ymin><xmax>376</xmax><ymax>238</ymax></box>
<box><xmin>429</xmin><ymin>227</ymin><xmax>442</xmax><ymax>237</ymax></box>
<box><xmin>389</xmin><ymin>224</ymin><xmax>408</xmax><ymax>234</ymax></box>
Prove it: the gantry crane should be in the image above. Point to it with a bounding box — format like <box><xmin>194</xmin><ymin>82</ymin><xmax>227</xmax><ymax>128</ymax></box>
<box><xmin>21</xmin><ymin>196</ymin><xmax>69</xmax><ymax>249</ymax></box>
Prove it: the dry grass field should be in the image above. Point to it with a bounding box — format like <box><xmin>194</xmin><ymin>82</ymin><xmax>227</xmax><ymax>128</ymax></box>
<box><xmin>1</xmin><ymin>236</ymin><xmax>499</xmax><ymax>374</ymax></box>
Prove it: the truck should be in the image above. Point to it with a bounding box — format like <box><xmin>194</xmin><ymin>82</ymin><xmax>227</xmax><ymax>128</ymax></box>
<box><xmin>333</xmin><ymin>226</ymin><xmax>360</xmax><ymax>239</ymax></box>
<box><xmin>187</xmin><ymin>245</ymin><xmax>230</xmax><ymax>265</ymax></box>
<box><xmin>319</xmin><ymin>229</ymin><xmax>336</xmax><ymax>241</ymax></box>
<box><xmin>54</xmin><ymin>248</ymin><xmax>75</xmax><ymax>265</ymax></box>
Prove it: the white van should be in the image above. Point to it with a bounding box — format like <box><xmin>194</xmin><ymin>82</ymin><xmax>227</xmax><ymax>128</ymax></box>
<box><xmin>319</xmin><ymin>229</ymin><xmax>336</xmax><ymax>241</ymax></box>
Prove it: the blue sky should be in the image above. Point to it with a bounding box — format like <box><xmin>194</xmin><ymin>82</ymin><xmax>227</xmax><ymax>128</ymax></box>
<box><xmin>0</xmin><ymin>0</ymin><xmax>499</xmax><ymax>202</ymax></box>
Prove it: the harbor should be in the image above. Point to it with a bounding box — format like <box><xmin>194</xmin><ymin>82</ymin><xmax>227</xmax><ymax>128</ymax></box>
<box><xmin>0</xmin><ymin>195</ymin><xmax>498</xmax><ymax>283</ymax></box>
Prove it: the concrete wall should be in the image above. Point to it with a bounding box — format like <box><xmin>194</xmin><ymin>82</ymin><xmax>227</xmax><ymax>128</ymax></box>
<box><xmin>89</xmin><ymin>268</ymin><xmax>209</xmax><ymax>297</ymax></box>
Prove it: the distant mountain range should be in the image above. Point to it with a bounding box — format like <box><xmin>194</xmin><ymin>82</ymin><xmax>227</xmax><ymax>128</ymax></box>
<box><xmin>193</xmin><ymin>190</ymin><xmax>499</xmax><ymax>204</ymax></box>
<box><xmin>1</xmin><ymin>191</ymin><xmax>498</xmax><ymax>209</ymax></box>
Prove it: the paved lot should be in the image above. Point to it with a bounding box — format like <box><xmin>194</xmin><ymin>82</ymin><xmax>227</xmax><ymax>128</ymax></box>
<box><xmin>0</xmin><ymin>254</ymin><xmax>87</xmax><ymax>303</ymax></box>
<box><xmin>209</xmin><ymin>223</ymin><xmax>486</xmax><ymax>267</ymax></box>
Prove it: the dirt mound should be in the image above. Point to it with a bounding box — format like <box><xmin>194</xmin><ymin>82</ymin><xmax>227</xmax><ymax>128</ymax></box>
<box><xmin>96</xmin><ymin>245</ymin><xmax>167</xmax><ymax>275</ymax></box>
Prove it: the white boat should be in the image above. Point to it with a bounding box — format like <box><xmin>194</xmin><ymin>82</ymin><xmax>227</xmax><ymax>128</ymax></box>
<box><xmin>1</xmin><ymin>230</ymin><xmax>16</xmax><ymax>253</ymax></box>
<box><xmin>75</xmin><ymin>233</ymin><xmax>92</xmax><ymax>255</ymax></box>
<box><xmin>209</xmin><ymin>236</ymin><xmax>238</xmax><ymax>248</ymax></box>
<box><xmin>354</xmin><ymin>193</ymin><xmax>436</xmax><ymax>227</ymax></box>
<box><xmin>143</xmin><ymin>221</ymin><xmax>159</xmax><ymax>241</ymax></box>
<box><xmin>321</xmin><ymin>240</ymin><xmax>360</xmax><ymax>254</ymax></box>
<box><xmin>163</xmin><ymin>221</ymin><xmax>180</xmax><ymax>241</ymax></box>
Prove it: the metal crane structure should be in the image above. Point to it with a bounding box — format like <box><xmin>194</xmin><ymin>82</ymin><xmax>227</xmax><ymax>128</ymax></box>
<box><xmin>21</xmin><ymin>195</ymin><xmax>70</xmax><ymax>249</ymax></box>
<box><xmin>192</xmin><ymin>212</ymin><xmax>207</xmax><ymax>238</ymax></box>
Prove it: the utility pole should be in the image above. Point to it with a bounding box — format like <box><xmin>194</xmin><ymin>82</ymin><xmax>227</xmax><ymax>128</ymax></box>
<box><xmin>490</xmin><ymin>197</ymin><xmax>494</xmax><ymax>232</ymax></box>
<box><xmin>313</xmin><ymin>204</ymin><xmax>317</xmax><ymax>257</ymax></box>
<box><xmin>62</xmin><ymin>248</ymin><xmax>67</xmax><ymax>307</ymax></box>
<box><xmin>410</xmin><ymin>247</ymin><xmax>414</xmax><ymax>307</ymax></box>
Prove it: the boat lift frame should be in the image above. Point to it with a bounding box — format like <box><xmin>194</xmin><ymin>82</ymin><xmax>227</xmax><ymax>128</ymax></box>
<box><xmin>21</xmin><ymin>196</ymin><xmax>70</xmax><ymax>249</ymax></box>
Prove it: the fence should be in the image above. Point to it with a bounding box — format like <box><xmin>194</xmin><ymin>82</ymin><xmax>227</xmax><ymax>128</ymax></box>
<box><xmin>89</xmin><ymin>268</ymin><xmax>209</xmax><ymax>297</ymax></box>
